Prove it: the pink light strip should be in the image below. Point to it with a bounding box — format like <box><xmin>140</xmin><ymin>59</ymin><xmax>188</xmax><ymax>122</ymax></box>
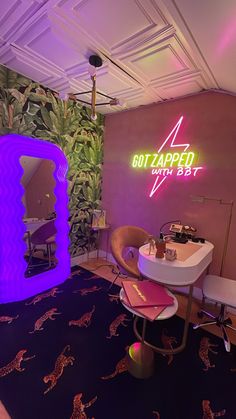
<box><xmin>150</xmin><ymin>116</ymin><xmax>192</xmax><ymax>198</ymax></box>
<box><xmin>157</xmin><ymin>116</ymin><xmax>189</xmax><ymax>153</ymax></box>
<box><xmin>149</xmin><ymin>176</ymin><xmax>167</xmax><ymax>198</ymax></box>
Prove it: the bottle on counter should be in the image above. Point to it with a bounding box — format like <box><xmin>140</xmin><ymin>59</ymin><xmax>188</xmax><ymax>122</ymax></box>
<box><xmin>155</xmin><ymin>233</ymin><xmax>166</xmax><ymax>258</ymax></box>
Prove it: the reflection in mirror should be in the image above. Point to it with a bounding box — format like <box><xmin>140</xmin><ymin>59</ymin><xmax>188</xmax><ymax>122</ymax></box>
<box><xmin>20</xmin><ymin>156</ymin><xmax>57</xmax><ymax>278</ymax></box>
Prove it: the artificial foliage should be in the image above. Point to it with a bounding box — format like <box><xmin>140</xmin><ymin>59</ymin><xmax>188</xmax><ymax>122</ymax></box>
<box><xmin>0</xmin><ymin>64</ymin><xmax>104</xmax><ymax>256</ymax></box>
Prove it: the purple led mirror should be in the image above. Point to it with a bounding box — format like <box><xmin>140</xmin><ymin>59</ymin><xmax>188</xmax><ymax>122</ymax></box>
<box><xmin>0</xmin><ymin>134</ymin><xmax>70</xmax><ymax>303</ymax></box>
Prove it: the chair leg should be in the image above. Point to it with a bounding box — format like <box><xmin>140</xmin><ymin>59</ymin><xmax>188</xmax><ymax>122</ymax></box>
<box><xmin>47</xmin><ymin>244</ymin><xmax>51</xmax><ymax>268</ymax></box>
<box><xmin>108</xmin><ymin>264</ymin><xmax>128</xmax><ymax>291</ymax></box>
<box><xmin>26</xmin><ymin>245</ymin><xmax>36</xmax><ymax>272</ymax></box>
<box><xmin>108</xmin><ymin>268</ymin><xmax>121</xmax><ymax>291</ymax></box>
<box><xmin>218</xmin><ymin>304</ymin><xmax>227</xmax><ymax>323</ymax></box>
<box><xmin>193</xmin><ymin>302</ymin><xmax>234</xmax><ymax>352</ymax></box>
<box><xmin>199</xmin><ymin>309</ymin><xmax>217</xmax><ymax>320</ymax></box>
<box><xmin>221</xmin><ymin>325</ymin><xmax>231</xmax><ymax>352</ymax></box>
<box><xmin>193</xmin><ymin>320</ymin><xmax>217</xmax><ymax>330</ymax></box>
<box><xmin>226</xmin><ymin>324</ymin><xmax>236</xmax><ymax>332</ymax></box>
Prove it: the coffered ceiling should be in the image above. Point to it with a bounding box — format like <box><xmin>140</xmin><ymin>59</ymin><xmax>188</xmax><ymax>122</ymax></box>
<box><xmin>1</xmin><ymin>0</ymin><xmax>236</xmax><ymax>114</ymax></box>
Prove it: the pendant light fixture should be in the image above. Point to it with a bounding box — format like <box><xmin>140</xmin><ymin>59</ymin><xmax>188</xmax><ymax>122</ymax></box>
<box><xmin>68</xmin><ymin>55</ymin><xmax>124</xmax><ymax>120</ymax></box>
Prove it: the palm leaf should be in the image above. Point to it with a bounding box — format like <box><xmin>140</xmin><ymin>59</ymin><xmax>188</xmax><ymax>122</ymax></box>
<box><xmin>40</xmin><ymin>106</ymin><xmax>53</xmax><ymax>131</ymax></box>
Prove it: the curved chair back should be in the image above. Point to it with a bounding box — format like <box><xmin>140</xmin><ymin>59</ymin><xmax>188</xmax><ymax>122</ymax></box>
<box><xmin>111</xmin><ymin>225</ymin><xmax>150</xmax><ymax>278</ymax></box>
<box><xmin>31</xmin><ymin>220</ymin><xmax>56</xmax><ymax>245</ymax></box>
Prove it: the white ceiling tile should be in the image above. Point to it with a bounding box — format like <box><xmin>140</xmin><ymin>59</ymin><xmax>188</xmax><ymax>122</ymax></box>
<box><xmin>3</xmin><ymin>58</ymin><xmax>53</xmax><ymax>84</ymax></box>
<box><xmin>0</xmin><ymin>0</ymin><xmax>48</xmax><ymax>41</ymax></box>
<box><xmin>92</xmin><ymin>65</ymin><xmax>140</xmax><ymax>97</ymax></box>
<box><xmin>130</xmin><ymin>44</ymin><xmax>185</xmax><ymax>80</ymax></box>
<box><xmin>0</xmin><ymin>0</ymin><xmax>235</xmax><ymax>112</ymax></box>
<box><xmin>125</xmin><ymin>95</ymin><xmax>160</xmax><ymax>109</ymax></box>
<box><xmin>59</xmin><ymin>0</ymin><xmax>159</xmax><ymax>48</ymax></box>
<box><xmin>76</xmin><ymin>0</ymin><xmax>153</xmax><ymax>47</ymax></box>
<box><xmin>15</xmin><ymin>13</ymin><xmax>82</xmax><ymax>69</ymax></box>
<box><xmin>150</xmin><ymin>69</ymin><xmax>208</xmax><ymax>98</ymax></box>
<box><xmin>119</xmin><ymin>33</ymin><xmax>195</xmax><ymax>85</ymax></box>
<box><xmin>0</xmin><ymin>44</ymin><xmax>65</xmax><ymax>86</ymax></box>
<box><xmin>159</xmin><ymin>79</ymin><xmax>204</xmax><ymax>99</ymax></box>
<box><xmin>174</xmin><ymin>0</ymin><xmax>236</xmax><ymax>91</ymax></box>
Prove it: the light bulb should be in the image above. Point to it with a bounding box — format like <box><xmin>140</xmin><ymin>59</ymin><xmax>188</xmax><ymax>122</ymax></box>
<box><xmin>110</xmin><ymin>98</ymin><xmax>127</xmax><ymax>107</ymax></box>
<box><xmin>118</xmin><ymin>98</ymin><xmax>127</xmax><ymax>107</ymax></box>
<box><xmin>91</xmin><ymin>113</ymin><xmax>97</xmax><ymax>121</ymax></box>
<box><xmin>109</xmin><ymin>98</ymin><xmax>119</xmax><ymax>106</ymax></box>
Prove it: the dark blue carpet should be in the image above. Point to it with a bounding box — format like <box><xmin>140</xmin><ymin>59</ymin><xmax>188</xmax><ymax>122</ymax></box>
<box><xmin>0</xmin><ymin>266</ymin><xmax>235</xmax><ymax>419</ymax></box>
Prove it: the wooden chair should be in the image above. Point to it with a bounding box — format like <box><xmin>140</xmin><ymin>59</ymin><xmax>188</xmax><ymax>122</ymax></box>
<box><xmin>109</xmin><ymin>225</ymin><xmax>150</xmax><ymax>289</ymax></box>
<box><xmin>26</xmin><ymin>220</ymin><xmax>56</xmax><ymax>274</ymax></box>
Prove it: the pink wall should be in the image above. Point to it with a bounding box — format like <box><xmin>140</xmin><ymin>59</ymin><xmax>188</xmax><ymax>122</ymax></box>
<box><xmin>25</xmin><ymin>159</ymin><xmax>56</xmax><ymax>219</ymax></box>
<box><xmin>102</xmin><ymin>91</ymin><xmax>236</xmax><ymax>280</ymax></box>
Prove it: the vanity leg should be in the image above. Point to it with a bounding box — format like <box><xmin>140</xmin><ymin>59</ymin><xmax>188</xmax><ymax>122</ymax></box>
<box><xmin>141</xmin><ymin>318</ymin><xmax>147</xmax><ymax>343</ymax></box>
<box><xmin>132</xmin><ymin>285</ymin><xmax>194</xmax><ymax>355</ymax></box>
<box><xmin>126</xmin><ymin>316</ymin><xmax>154</xmax><ymax>379</ymax></box>
<box><xmin>180</xmin><ymin>284</ymin><xmax>193</xmax><ymax>349</ymax></box>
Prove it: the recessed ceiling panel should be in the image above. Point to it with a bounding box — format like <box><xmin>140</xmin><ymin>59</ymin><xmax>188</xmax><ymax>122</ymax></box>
<box><xmin>15</xmin><ymin>14</ymin><xmax>83</xmax><ymax>69</ymax></box>
<box><xmin>3</xmin><ymin>57</ymin><xmax>54</xmax><ymax>84</ymax></box>
<box><xmin>0</xmin><ymin>0</ymin><xmax>47</xmax><ymax>41</ymax></box>
<box><xmin>65</xmin><ymin>0</ymin><xmax>159</xmax><ymax>49</ymax></box>
<box><xmin>92</xmin><ymin>66</ymin><xmax>139</xmax><ymax>97</ymax></box>
<box><xmin>0</xmin><ymin>45</ymin><xmax>64</xmax><ymax>86</ymax></box>
<box><xmin>131</xmin><ymin>44</ymin><xmax>186</xmax><ymax>80</ymax></box>
<box><xmin>125</xmin><ymin>94</ymin><xmax>158</xmax><ymax>109</ymax></box>
<box><xmin>0</xmin><ymin>0</ymin><xmax>235</xmax><ymax>112</ymax></box>
<box><xmin>150</xmin><ymin>69</ymin><xmax>208</xmax><ymax>99</ymax></box>
<box><xmin>174</xmin><ymin>0</ymin><xmax>236</xmax><ymax>91</ymax></box>
<box><xmin>158</xmin><ymin>79</ymin><xmax>204</xmax><ymax>99</ymax></box>
<box><xmin>120</xmin><ymin>34</ymin><xmax>194</xmax><ymax>84</ymax></box>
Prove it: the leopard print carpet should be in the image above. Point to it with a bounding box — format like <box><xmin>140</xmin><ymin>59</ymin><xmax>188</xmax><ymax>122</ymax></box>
<box><xmin>0</xmin><ymin>267</ymin><xmax>235</xmax><ymax>419</ymax></box>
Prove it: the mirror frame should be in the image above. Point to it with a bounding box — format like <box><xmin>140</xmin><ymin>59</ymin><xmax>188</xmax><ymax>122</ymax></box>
<box><xmin>0</xmin><ymin>134</ymin><xmax>70</xmax><ymax>303</ymax></box>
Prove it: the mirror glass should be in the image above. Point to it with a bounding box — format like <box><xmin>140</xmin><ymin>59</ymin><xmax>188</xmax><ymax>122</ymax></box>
<box><xmin>20</xmin><ymin>156</ymin><xmax>57</xmax><ymax>277</ymax></box>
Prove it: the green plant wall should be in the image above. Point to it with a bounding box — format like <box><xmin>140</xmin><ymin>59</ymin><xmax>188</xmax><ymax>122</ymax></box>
<box><xmin>0</xmin><ymin>64</ymin><xmax>104</xmax><ymax>257</ymax></box>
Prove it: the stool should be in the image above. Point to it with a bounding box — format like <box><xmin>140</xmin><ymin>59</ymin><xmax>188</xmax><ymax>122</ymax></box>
<box><xmin>120</xmin><ymin>288</ymin><xmax>178</xmax><ymax>378</ymax></box>
<box><xmin>193</xmin><ymin>275</ymin><xmax>236</xmax><ymax>352</ymax></box>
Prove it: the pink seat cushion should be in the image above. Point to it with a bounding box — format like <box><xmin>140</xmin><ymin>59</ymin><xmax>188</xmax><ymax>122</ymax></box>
<box><xmin>45</xmin><ymin>235</ymin><xmax>56</xmax><ymax>245</ymax></box>
<box><xmin>203</xmin><ymin>274</ymin><xmax>236</xmax><ymax>308</ymax></box>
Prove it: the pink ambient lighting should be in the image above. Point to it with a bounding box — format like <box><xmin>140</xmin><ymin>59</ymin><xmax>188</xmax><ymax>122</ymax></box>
<box><xmin>217</xmin><ymin>17</ymin><xmax>236</xmax><ymax>56</ymax></box>
<box><xmin>0</xmin><ymin>134</ymin><xmax>70</xmax><ymax>303</ymax></box>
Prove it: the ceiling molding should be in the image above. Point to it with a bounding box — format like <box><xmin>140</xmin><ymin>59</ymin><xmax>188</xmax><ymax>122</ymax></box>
<box><xmin>0</xmin><ymin>0</ymin><xmax>234</xmax><ymax>112</ymax></box>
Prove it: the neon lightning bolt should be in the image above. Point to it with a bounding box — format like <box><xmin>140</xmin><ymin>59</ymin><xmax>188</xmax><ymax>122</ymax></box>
<box><xmin>149</xmin><ymin>116</ymin><xmax>190</xmax><ymax>197</ymax></box>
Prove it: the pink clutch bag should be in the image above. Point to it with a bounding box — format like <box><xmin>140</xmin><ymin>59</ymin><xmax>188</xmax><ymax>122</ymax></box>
<box><xmin>121</xmin><ymin>291</ymin><xmax>166</xmax><ymax>321</ymax></box>
<box><xmin>121</xmin><ymin>280</ymin><xmax>174</xmax><ymax>308</ymax></box>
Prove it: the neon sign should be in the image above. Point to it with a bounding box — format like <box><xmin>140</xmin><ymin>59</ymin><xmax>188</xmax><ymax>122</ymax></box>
<box><xmin>131</xmin><ymin>116</ymin><xmax>203</xmax><ymax>197</ymax></box>
<box><xmin>132</xmin><ymin>151</ymin><xmax>196</xmax><ymax>168</ymax></box>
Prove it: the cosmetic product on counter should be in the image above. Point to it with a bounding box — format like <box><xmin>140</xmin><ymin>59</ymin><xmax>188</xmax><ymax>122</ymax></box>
<box><xmin>165</xmin><ymin>248</ymin><xmax>177</xmax><ymax>261</ymax></box>
<box><xmin>155</xmin><ymin>233</ymin><xmax>166</xmax><ymax>258</ymax></box>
